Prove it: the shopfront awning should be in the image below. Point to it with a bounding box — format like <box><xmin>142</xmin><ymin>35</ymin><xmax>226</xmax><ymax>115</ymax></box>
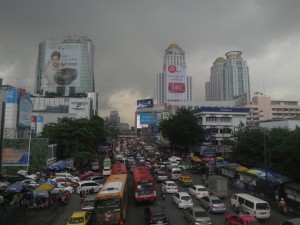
<box><xmin>191</xmin><ymin>156</ymin><xmax>202</xmax><ymax>162</ymax></box>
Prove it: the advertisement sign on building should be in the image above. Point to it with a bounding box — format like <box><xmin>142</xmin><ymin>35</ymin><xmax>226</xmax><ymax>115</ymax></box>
<box><xmin>140</xmin><ymin>112</ymin><xmax>158</xmax><ymax>125</ymax></box>
<box><xmin>39</xmin><ymin>39</ymin><xmax>82</xmax><ymax>94</ymax></box>
<box><xmin>137</xmin><ymin>98</ymin><xmax>153</xmax><ymax>109</ymax></box>
<box><xmin>18</xmin><ymin>93</ymin><xmax>33</xmax><ymax>128</ymax></box>
<box><xmin>166</xmin><ymin>65</ymin><xmax>187</xmax><ymax>102</ymax></box>
<box><xmin>69</xmin><ymin>98</ymin><xmax>91</xmax><ymax>118</ymax></box>
<box><xmin>136</xmin><ymin>114</ymin><xmax>148</xmax><ymax>129</ymax></box>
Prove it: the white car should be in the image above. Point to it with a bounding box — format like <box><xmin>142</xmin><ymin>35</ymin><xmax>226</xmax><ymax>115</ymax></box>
<box><xmin>17</xmin><ymin>170</ymin><xmax>38</xmax><ymax>180</ymax></box>
<box><xmin>50</xmin><ymin>183</ymin><xmax>74</xmax><ymax>194</ymax></box>
<box><xmin>21</xmin><ymin>179</ymin><xmax>41</xmax><ymax>188</ymax></box>
<box><xmin>161</xmin><ymin>181</ymin><xmax>178</xmax><ymax>194</ymax></box>
<box><xmin>102</xmin><ymin>167</ymin><xmax>111</xmax><ymax>176</ymax></box>
<box><xmin>0</xmin><ymin>181</ymin><xmax>10</xmax><ymax>191</ymax></box>
<box><xmin>189</xmin><ymin>185</ymin><xmax>209</xmax><ymax>199</ymax></box>
<box><xmin>172</xmin><ymin>192</ymin><xmax>194</xmax><ymax>209</ymax></box>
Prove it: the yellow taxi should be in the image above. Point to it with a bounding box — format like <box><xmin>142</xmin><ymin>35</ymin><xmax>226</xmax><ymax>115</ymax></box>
<box><xmin>178</xmin><ymin>175</ymin><xmax>194</xmax><ymax>187</ymax></box>
<box><xmin>67</xmin><ymin>211</ymin><xmax>92</xmax><ymax>225</ymax></box>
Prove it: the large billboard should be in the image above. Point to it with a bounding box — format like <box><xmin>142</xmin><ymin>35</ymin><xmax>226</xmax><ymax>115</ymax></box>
<box><xmin>166</xmin><ymin>65</ymin><xmax>187</xmax><ymax>102</ymax></box>
<box><xmin>18</xmin><ymin>93</ymin><xmax>33</xmax><ymax>128</ymax></box>
<box><xmin>137</xmin><ymin>98</ymin><xmax>153</xmax><ymax>109</ymax></box>
<box><xmin>40</xmin><ymin>39</ymin><xmax>82</xmax><ymax>94</ymax></box>
<box><xmin>69</xmin><ymin>98</ymin><xmax>91</xmax><ymax>118</ymax></box>
<box><xmin>136</xmin><ymin>114</ymin><xmax>148</xmax><ymax>129</ymax></box>
<box><xmin>140</xmin><ymin>112</ymin><xmax>158</xmax><ymax>125</ymax></box>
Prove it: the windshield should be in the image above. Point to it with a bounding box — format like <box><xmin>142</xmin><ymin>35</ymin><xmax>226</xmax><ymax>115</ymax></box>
<box><xmin>68</xmin><ymin>217</ymin><xmax>84</xmax><ymax>224</ymax></box>
<box><xmin>95</xmin><ymin>198</ymin><xmax>121</xmax><ymax>212</ymax></box>
<box><xmin>172</xmin><ymin>171</ymin><xmax>181</xmax><ymax>174</ymax></box>
<box><xmin>137</xmin><ymin>183</ymin><xmax>154</xmax><ymax>195</ymax></box>
<box><xmin>167</xmin><ymin>183</ymin><xmax>176</xmax><ymax>187</ymax></box>
<box><xmin>256</xmin><ymin>203</ymin><xmax>269</xmax><ymax>210</ymax></box>
<box><xmin>211</xmin><ymin>199</ymin><xmax>223</xmax><ymax>204</ymax></box>
<box><xmin>181</xmin><ymin>196</ymin><xmax>192</xmax><ymax>201</ymax></box>
<box><xmin>152</xmin><ymin>213</ymin><xmax>165</xmax><ymax>220</ymax></box>
<box><xmin>195</xmin><ymin>211</ymin><xmax>208</xmax><ymax>217</ymax></box>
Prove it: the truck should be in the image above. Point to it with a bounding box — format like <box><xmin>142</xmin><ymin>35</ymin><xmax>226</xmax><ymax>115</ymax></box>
<box><xmin>206</xmin><ymin>175</ymin><xmax>228</xmax><ymax>198</ymax></box>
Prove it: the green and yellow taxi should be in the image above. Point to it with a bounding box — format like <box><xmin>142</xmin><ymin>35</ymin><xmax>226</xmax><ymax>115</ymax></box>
<box><xmin>67</xmin><ymin>211</ymin><xmax>92</xmax><ymax>225</ymax></box>
<box><xmin>178</xmin><ymin>175</ymin><xmax>194</xmax><ymax>187</ymax></box>
<box><xmin>178</xmin><ymin>162</ymin><xmax>190</xmax><ymax>172</ymax></box>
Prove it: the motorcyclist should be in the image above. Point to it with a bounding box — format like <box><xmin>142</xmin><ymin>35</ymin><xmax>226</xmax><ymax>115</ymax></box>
<box><xmin>160</xmin><ymin>185</ymin><xmax>166</xmax><ymax>199</ymax></box>
<box><xmin>236</xmin><ymin>202</ymin><xmax>245</xmax><ymax>214</ymax></box>
<box><xmin>279</xmin><ymin>198</ymin><xmax>287</xmax><ymax>213</ymax></box>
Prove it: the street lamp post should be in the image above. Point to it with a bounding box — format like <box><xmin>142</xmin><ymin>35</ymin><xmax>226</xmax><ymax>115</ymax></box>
<box><xmin>26</xmin><ymin>132</ymin><xmax>32</xmax><ymax>171</ymax></box>
<box><xmin>263</xmin><ymin>129</ymin><xmax>267</xmax><ymax>181</ymax></box>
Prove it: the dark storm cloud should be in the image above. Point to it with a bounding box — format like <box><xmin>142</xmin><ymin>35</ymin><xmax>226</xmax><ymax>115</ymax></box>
<box><xmin>1</xmin><ymin>0</ymin><xmax>300</xmax><ymax>125</ymax></box>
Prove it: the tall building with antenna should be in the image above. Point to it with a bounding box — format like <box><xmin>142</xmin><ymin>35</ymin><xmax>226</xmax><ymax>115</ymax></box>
<box><xmin>157</xmin><ymin>43</ymin><xmax>192</xmax><ymax>106</ymax></box>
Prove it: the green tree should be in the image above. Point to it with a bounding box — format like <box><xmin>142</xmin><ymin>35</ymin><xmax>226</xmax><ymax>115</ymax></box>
<box><xmin>41</xmin><ymin>116</ymin><xmax>108</xmax><ymax>160</ymax></box>
<box><xmin>158</xmin><ymin>108</ymin><xmax>206</xmax><ymax>152</ymax></box>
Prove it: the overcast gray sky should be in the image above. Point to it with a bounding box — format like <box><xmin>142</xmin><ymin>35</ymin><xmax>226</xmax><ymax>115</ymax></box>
<box><xmin>1</xmin><ymin>0</ymin><xmax>300</xmax><ymax>126</ymax></box>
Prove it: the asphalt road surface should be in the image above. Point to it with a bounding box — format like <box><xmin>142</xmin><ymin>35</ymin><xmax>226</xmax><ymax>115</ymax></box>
<box><xmin>0</xmin><ymin>170</ymin><xmax>297</xmax><ymax>225</ymax></box>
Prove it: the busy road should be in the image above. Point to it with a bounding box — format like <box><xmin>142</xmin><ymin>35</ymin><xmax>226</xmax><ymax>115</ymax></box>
<box><xmin>0</xmin><ymin>170</ymin><xmax>296</xmax><ymax>225</ymax></box>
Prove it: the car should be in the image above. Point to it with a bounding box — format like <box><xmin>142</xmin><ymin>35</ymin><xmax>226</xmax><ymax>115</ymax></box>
<box><xmin>189</xmin><ymin>185</ymin><xmax>209</xmax><ymax>199</ymax></box>
<box><xmin>173</xmin><ymin>192</ymin><xmax>194</xmax><ymax>209</ymax></box>
<box><xmin>154</xmin><ymin>170</ymin><xmax>168</xmax><ymax>182</ymax></box>
<box><xmin>178</xmin><ymin>162</ymin><xmax>189</xmax><ymax>172</ymax></box>
<box><xmin>67</xmin><ymin>211</ymin><xmax>93</xmax><ymax>225</ymax></box>
<box><xmin>85</xmin><ymin>176</ymin><xmax>106</xmax><ymax>185</ymax></box>
<box><xmin>162</xmin><ymin>181</ymin><xmax>178</xmax><ymax>194</ymax></box>
<box><xmin>198</xmin><ymin>195</ymin><xmax>226</xmax><ymax>213</ymax></box>
<box><xmin>79</xmin><ymin>171</ymin><xmax>102</xmax><ymax>180</ymax></box>
<box><xmin>81</xmin><ymin>194</ymin><xmax>96</xmax><ymax>211</ymax></box>
<box><xmin>21</xmin><ymin>179</ymin><xmax>41</xmax><ymax>188</ymax></box>
<box><xmin>280</xmin><ymin>218</ymin><xmax>300</xmax><ymax>225</ymax></box>
<box><xmin>17</xmin><ymin>170</ymin><xmax>38</xmax><ymax>180</ymax></box>
<box><xmin>182</xmin><ymin>206</ymin><xmax>212</xmax><ymax>225</ymax></box>
<box><xmin>102</xmin><ymin>167</ymin><xmax>111</xmax><ymax>176</ymax></box>
<box><xmin>50</xmin><ymin>183</ymin><xmax>74</xmax><ymax>194</ymax></box>
<box><xmin>0</xmin><ymin>180</ymin><xmax>11</xmax><ymax>191</ymax></box>
<box><xmin>51</xmin><ymin>177</ymin><xmax>79</xmax><ymax>189</ymax></box>
<box><xmin>144</xmin><ymin>205</ymin><xmax>169</xmax><ymax>225</ymax></box>
<box><xmin>225</xmin><ymin>213</ymin><xmax>258</xmax><ymax>225</ymax></box>
<box><xmin>178</xmin><ymin>175</ymin><xmax>194</xmax><ymax>187</ymax></box>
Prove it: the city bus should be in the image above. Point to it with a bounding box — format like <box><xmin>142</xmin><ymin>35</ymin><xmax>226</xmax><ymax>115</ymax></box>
<box><xmin>132</xmin><ymin>167</ymin><xmax>156</xmax><ymax>202</ymax></box>
<box><xmin>94</xmin><ymin>174</ymin><xmax>128</xmax><ymax>225</ymax></box>
<box><xmin>111</xmin><ymin>163</ymin><xmax>127</xmax><ymax>175</ymax></box>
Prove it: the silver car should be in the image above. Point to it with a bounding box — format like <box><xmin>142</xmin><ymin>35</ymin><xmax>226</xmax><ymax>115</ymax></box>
<box><xmin>198</xmin><ymin>195</ymin><xmax>226</xmax><ymax>213</ymax></box>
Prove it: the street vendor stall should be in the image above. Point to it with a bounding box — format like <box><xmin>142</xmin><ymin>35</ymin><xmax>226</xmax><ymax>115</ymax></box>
<box><xmin>32</xmin><ymin>190</ymin><xmax>51</xmax><ymax>209</ymax></box>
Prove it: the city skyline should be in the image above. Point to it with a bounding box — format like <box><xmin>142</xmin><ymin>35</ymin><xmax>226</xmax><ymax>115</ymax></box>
<box><xmin>1</xmin><ymin>1</ymin><xmax>300</xmax><ymax>126</ymax></box>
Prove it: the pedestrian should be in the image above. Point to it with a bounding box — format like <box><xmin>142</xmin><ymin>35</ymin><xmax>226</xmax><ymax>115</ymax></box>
<box><xmin>0</xmin><ymin>194</ymin><xmax>6</xmax><ymax>211</ymax></box>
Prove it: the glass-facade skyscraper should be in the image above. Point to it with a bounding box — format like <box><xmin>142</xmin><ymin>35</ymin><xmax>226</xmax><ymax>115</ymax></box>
<box><xmin>205</xmin><ymin>51</ymin><xmax>250</xmax><ymax>103</ymax></box>
<box><xmin>35</xmin><ymin>34</ymin><xmax>94</xmax><ymax>96</ymax></box>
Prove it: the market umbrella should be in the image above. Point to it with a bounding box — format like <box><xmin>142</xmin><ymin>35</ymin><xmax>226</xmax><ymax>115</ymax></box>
<box><xmin>33</xmin><ymin>190</ymin><xmax>49</xmax><ymax>198</ymax></box>
<box><xmin>245</xmin><ymin>169</ymin><xmax>263</xmax><ymax>176</ymax></box>
<box><xmin>235</xmin><ymin>166</ymin><xmax>248</xmax><ymax>172</ymax></box>
<box><xmin>36</xmin><ymin>184</ymin><xmax>54</xmax><ymax>191</ymax></box>
<box><xmin>191</xmin><ymin>156</ymin><xmax>201</xmax><ymax>162</ymax></box>
<box><xmin>202</xmin><ymin>156</ymin><xmax>213</xmax><ymax>162</ymax></box>
<box><xmin>5</xmin><ymin>181</ymin><xmax>28</xmax><ymax>193</ymax></box>
<box><xmin>227</xmin><ymin>163</ymin><xmax>241</xmax><ymax>170</ymax></box>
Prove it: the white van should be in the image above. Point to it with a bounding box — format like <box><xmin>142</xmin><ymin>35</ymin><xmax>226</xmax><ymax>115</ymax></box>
<box><xmin>76</xmin><ymin>180</ymin><xmax>103</xmax><ymax>194</ymax></box>
<box><xmin>55</xmin><ymin>173</ymin><xmax>79</xmax><ymax>183</ymax></box>
<box><xmin>230</xmin><ymin>193</ymin><xmax>271</xmax><ymax>219</ymax></box>
<box><xmin>167</xmin><ymin>167</ymin><xmax>181</xmax><ymax>180</ymax></box>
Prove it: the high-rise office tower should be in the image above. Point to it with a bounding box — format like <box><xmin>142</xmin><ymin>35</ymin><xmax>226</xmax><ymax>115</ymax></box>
<box><xmin>157</xmin><ymin>43</ymin><xmax>192</xmax><ymax>106</ymax></box>
<box><xmin>35</xmin><ymin>34</ymin><xmax>95</xmax><ymax>96</ymax></box>
<box><xmin>205</xmin><ymin>51</ymin><xmax>250</xmax><ymax>103</ymax></box>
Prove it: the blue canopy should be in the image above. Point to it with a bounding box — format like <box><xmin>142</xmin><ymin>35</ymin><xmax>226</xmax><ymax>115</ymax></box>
<box><xmin>46</xmin><ymin>160</ymin><xmax>66</xmax><ymax>171</ymax></box>
<box><xmin>5</xmin><ymin>181</ymin><xmax>28</xmax><ymax>193</ymax></box>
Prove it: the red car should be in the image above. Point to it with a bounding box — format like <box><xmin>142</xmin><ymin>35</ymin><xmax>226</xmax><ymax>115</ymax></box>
<box><xmin>225</xmin><ymin>213</ymin><xmax>258</xmax><ymax>225</ymax></box>
<box><xmin>79</xmin><ymin>171</ymin><xmax>102</xmax><ymax>180</ymax></box>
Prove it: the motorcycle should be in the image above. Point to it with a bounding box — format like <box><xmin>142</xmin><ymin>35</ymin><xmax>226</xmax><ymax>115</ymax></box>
<box><xmin>278</xmin><ymin>204</ymin><xmax>288</xmax><ymax>214</ymax></box>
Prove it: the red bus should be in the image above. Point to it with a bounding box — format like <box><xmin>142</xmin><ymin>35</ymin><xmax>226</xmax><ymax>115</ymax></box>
<box><xmin>111</xmin><ymin>163</ymin><xmax>127</xmax><ymax>175</ymax></box>
<box><xmin>132</xmin><ymin>167</ymin><xmax>156</xmax><ymax>202</ymax></box>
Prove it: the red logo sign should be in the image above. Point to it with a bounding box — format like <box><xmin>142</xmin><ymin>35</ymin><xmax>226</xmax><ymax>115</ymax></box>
<box><xmin>168</xmin><ymin>83</ymin><xmax>185</xmax><ymax>93</ymax></box>
<box><xmin>168</xmin><ymin>65</ymin><xmax>176</xmax><ymax>73</ymax></box>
